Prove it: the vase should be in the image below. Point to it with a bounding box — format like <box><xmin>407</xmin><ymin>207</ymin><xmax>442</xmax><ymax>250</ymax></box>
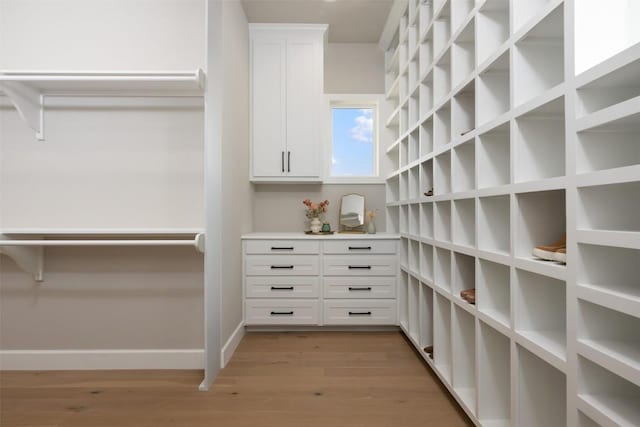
<box><xmin>367</xmin><ymin>220</ymin><xmax>376</xmax><ymax>234</ymax></box>
<box><xmin>310</xmin><ymin>217</ymin><xmax>322</xmax><ymax>233</ymax></box>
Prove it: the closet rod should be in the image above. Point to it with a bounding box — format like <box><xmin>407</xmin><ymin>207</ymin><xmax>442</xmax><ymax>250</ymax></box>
<box><xmin>0</xmin><ymin>234</ymin><xmax>205</xmax><ymax>252</ymax></box>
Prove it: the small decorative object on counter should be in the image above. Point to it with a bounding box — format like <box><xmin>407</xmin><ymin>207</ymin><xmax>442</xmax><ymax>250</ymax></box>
<box><xmin>303</xmin><ymin>198</ymin><xmax>330</xmax><ymax>234</ymax></box>
<box><xmin>366</xmin><ymin>209</ymin><xmax>378</xmax><ymax>234</ymax></box>
<box><xmin>321</xmin><ymin>221</ymin><xmax>331</xmax><ymax>232</ymax></box>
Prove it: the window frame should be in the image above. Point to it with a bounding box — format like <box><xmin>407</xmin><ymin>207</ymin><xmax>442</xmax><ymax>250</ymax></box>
<box><xmin>324</xmin><ymin>94</ymin><xmax>385</xmax><ymax>184</ymax></box>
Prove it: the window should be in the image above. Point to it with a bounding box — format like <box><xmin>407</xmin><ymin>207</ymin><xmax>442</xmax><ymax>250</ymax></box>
<box><xmin>329</xmin><ymin>103</ymin><xmax>379</xmax><ymax>180</ymax></box>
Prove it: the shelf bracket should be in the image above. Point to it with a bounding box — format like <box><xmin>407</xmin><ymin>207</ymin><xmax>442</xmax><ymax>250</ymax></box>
<box><xmin>0</xmin><ymin>235</ymin><xmax>44</xmax><ymax>282</ymax></box>
<box><xmin>0</xmin><ymin>81</ymin><xmax>45</xmax><ymax>140</ymax></box>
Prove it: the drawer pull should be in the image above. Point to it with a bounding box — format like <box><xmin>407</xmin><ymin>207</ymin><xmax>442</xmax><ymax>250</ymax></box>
<box><xmin>270</xmin><ymin>311</ymin><xmax>294</xmax><ymax>316</ymax></box>
<box><xmin>271</xmin><ymin>265</ymin><xmax>294</xmax><ymax>269</ymax></box>
<box><xmin>270</xmin><ymin>286</ymin><xmax>294</xmax><ymax>291</ymax></box>
<box><xmin>348</xmin><ymin>246</ymin><xmax>372</xmax><ymax>250</ymax></box>
<box><xmin>348</xmin><ymin>287</ymin><xmax>372</xmax><ymax>291</ymax></box>
<box><xmin>348</xmin><ymin>265</ymin><xmax>372</xmax><ymax>269</ymax></box>
<box><xmin>271</xmin><ymin>246</ymin><xmax>294</xmax><ymax>251</ymax></box>
<box><xmin>348</xmin><ymin>311</ymin><xmax>372</xmax><ymax>316</ymax></box>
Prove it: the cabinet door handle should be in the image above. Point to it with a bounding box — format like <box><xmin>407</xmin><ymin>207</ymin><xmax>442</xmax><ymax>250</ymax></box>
<box><xmin>348</xmin><ymin>287</ymin><xmax>372</xmax><ymax>291</ymax></box>
<box><xmin>271</xmin><ymin>286</ymin><xmax>294</xmax><ymax>291</ymax></box>
<box><xmin>348</xmin><ymin>246</ymin><xmax>372</xmax><ymax>250</ymax></box>
<box><xmin>348</xmin><ymin>265</ymin><xmax>372</xmax><ymax>269</ymax></box>
<box><xmin>271</xmin><ymin>265</ymin><xmax>294</xmax><ymax>269</ymax></box>
<box><xmin>270</xmin><ymin>311</ymin><xmax>294</xmax><ymax>316</ymax></box>
<box><xmin>271</xmin><ymin>246</ymin><xmax>294</xmax><ymax>251</ymax></box>
<box><xmin>287</xmin><ymin>151</ymin><xmax>291</xmax><ymax>172</ymax></box>
<box><xmin>348</xmin><ymin>311</ymin><xmax>372</xmax><ymax>316</ymax></box>
<box><xmin>281</xmin><ymin>151</ymin><xmax>285</xmax><ymax>173</ymax></box>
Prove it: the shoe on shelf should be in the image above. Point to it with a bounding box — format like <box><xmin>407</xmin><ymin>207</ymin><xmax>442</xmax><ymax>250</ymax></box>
<box><xmin>532</xmin><ymin>233</ymin><xmax>566</xmax><ymax>261</ymax></box>
<box><xmin>460</xmin><ymin>288</ymin><xmax>474</xmax><ymax>299</ymax></box>
<box><xmin>424</xmin><ymin>345</ymin><xmax>433</xmax><ymax>359</ymax></box>
<box><xmin>554</xmin><ymin>247</ymin><xmax>566</xmax><ymax>263</ymax></box>
<box><xmin>424</xmin><ymin>189</ymin><xmax>433</xmax><ymax>197</ymax></box>
<box><xmin>464</xmin><ymin>289</ymin><xmax>476</xmax><ymax>305</ymax></box>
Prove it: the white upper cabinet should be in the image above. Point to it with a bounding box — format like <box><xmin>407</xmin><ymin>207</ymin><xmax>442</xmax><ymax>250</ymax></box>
<box><xmin>250</xmin><ymin>24</ymin><xmax>327</xmax><ymax>182</ymax></box>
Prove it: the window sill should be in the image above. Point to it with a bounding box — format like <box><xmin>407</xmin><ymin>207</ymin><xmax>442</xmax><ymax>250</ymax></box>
<box><xmin>322</xmin><ymin>177</ymin><xmax>386</xmax><ymax>185</ymax></box>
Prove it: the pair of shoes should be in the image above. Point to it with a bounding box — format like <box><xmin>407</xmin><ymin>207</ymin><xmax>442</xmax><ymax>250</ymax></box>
<box><xmin>424</xmin><ymin>189</ymin><xmax>433</xmax><ymax>197</ymax></box>
<box><xmin>532</xmin><ymin>233</ymin><xmax>566</xmax><ymax>263</ymax></box>
<box><xmin>424</xmin><ymin>345</ymin><xmax>433</xmax><ymax>359</ymax></box>
<box><xmin>460</xmin><ymin>288</ymin><xmax>475</xmax><ymax>305</ymax></box>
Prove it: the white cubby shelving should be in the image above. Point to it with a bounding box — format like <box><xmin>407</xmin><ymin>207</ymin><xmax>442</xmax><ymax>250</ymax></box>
<box><xmin>384</xmin><ymin>1</ymin><xmax>640</xmax><ymax>425</ymax></box>
<box><xmin>399</xmin><ymin>270</ymin><xmax>409</xmax><ymax>331</ymax></box>
<box><xmin>409</xmin><ymin>276</ymin><xmax>420</xmax><ymax>342</ymax></box>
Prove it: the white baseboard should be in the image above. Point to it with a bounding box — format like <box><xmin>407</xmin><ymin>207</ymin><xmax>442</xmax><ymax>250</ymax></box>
<box><xmin>0</xmin><ymin>349</ymin><xmax>204</xmax><ymax>370</ymax></box>
<box><xmin>221</xmin><ymin>322</ymin><xmax>244</xmax><ymax>368</ymax></box>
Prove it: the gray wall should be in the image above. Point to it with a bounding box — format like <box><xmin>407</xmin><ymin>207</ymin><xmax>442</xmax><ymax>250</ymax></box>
<box><xmin>220</xmin><ymin>0</ymin><xmax>253</xmax><ymax>344</ymax></box>
<box><xmin>325</xmin><ymin>43</ymin><xmax>385</xmax><ymax>93</ymax></box>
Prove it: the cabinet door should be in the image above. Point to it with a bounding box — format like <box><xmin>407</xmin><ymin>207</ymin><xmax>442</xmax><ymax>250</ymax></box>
<box><xmin>285</xmin><ymin>39</ymin><xmax>321</xmax><ymax>178</ymax></box>
<box><xmin>252</xmin><ymin>38</ymin><xmax>286</xmax><ymax>178</ymax></box>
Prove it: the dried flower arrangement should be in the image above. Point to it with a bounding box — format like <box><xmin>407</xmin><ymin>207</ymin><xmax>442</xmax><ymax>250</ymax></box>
<box><xmin>303</xmin><ymin>199</ymin><xmax>330</xmax><ymax>219</ymax></box>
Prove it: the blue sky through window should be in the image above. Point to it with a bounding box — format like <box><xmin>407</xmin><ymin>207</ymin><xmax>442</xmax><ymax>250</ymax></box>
<box><xmin>331</xmin><ymin>107</ymin><xmax>375</xmax><ymax>177</ymax></box>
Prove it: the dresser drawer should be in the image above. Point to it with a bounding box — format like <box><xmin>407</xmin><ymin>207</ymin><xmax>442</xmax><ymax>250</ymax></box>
<box><xmin>323</xmin><ymin>240</ymin><xmax>397</xmax><ymax>254</ymax></box>
<box><xmin>245</xmin><ymin>240</ymin><xmax>320</xmax><ymax>255</ymax></box>
<box><xmin>323</xmin><ymin>277</ymin><xmax>396</xmax><ymax>299</ymax></box>
<box><xmin>245</xmin><ymin>255</ymin><xmax>319</xmax><ymax>276</ymax></box>
<box><xmin>323</xmin><ymin>300</ymin><xmax>397</xmax><ymax>325</ymax></box>
<box><xmin>323</xmin><ymin>255</ymin><xmax>397</xmax><ymax>276</ymax></box>
<box><xmin>246</xmin><ymin>276</ymin><xmax>319</xmax><ymax>298</ymax></box>
<box><xmin>245</xmin><ymin>299</ymin><xmax>319</xmax><ymax>325</ymax></box>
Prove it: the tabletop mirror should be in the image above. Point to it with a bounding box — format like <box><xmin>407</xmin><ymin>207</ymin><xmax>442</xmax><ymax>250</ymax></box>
<box><xmin>339</xmin><ymin>193</ymin><xmax>365</xmax><ymax>233</ymax></box>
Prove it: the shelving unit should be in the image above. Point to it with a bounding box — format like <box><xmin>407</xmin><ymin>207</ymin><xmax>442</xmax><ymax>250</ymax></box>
<box><xmin>384</xmin><ymin>0</ymin><xmax>640</xmax><ymax>425</ymax></box>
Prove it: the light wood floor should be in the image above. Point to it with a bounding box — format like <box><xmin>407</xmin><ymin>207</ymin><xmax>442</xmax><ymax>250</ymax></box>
<box><xmin>0</xmin><ymin>332</ymin><xmax>472</xmax><ymax>426</ymax></box>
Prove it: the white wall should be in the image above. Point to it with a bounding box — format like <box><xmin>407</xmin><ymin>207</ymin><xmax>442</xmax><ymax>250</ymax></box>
<box><xmin>324</xmin><ymin>43</ymin><xmax>385</xmax><ymax>93</ymax></box>
<box><xmin>220</xmin><ymin>0</ymin><xmax>252</xmax><ymax>345</ymax></box>
<box><xmin>0</xmin><ymin>0</ymin><xmax>207</xmax><ymax>356</ymax></box>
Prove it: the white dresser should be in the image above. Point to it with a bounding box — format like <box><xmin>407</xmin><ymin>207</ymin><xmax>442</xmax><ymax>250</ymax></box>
<box><xmin>242</xmin><ymin>233</ymin><xmax>400</xmax><ymax>326</ymax></box>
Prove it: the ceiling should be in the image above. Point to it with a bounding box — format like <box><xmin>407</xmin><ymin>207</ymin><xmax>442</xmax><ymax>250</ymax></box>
<box><xmin>241</xmin><ymin>0</ymin><xmax>394</xmax><ymax>43</ymax></box>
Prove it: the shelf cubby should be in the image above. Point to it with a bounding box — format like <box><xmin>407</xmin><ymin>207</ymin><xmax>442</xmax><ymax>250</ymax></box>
<box><xmin>420</xmin><ymin>242</ymin><xmax>434</xmax><ymax>281</ymax></box>
<box><xmin>515</xmin><ymin>189</ymin><xmax>565</xmax><ymax>261</ymax></box>
<box><xmin>477</xmin><ymin>258</ymin><xmax>510</xmax><ymax>327</ymax></box>
<box><xmin>400</xmin><ymin>203</ymin><xmax>409</xmax><ymax>234</ymax></box>
<box><xmin>386</xmin><ymin>205</ymin><xmax>400</xmax><ymax>234</ymax></box>
<box><xmin>387</xmin><ymin>175</ymin><xmax>400</xmax><ymax>202</ymax></box>
<box><xmin>408</xmin><ymin>25</ymin><xmax>419</xmax><ymax>59</ymax></box>
<box><xmin>452</xmin><ymin>20</ymin><xmax>475</xmax><ymax>88</ymax></box>
<box><xmin>451</xmin><ymin>0</ymin><xmax>473</xmax><ymax>35</ymax></box>
<box><xmin>419</xmin><ymin>2</ymin><xmax>434</xmax><ymax>40</ymax></box>
<box><xmin>578</xmin><ymin>356</ymin><xmax>640</xmax><ymax>426</ymax></box>
<box><xmin>400</xmin><ymin>103</ymin><xmax>409</xmax><ymax>133</ymax></box>
<box><xmin>409</xmin><ymin>276</ymin><xmax>420</xmax><ymax>342</ymax></box>
<box><xmin>435</xmin><ymin>49</ymin><xmax>452</xmax><ymax>104</ymax></box>
<box><xmin>577</xmin><ymin>243</ymin><xmax>640</xmax><ymax>305</ymax></box>
<box><xmin>400</xmin><ymin>170</ymin><xmax>410</xmax><ymax>200</ymax></box>
<box><xmin>408</xmin><ymin>92</ymin><xmax>420</xmax><ymax>136</ymax></box>
<box><xmin>514</xmin><ymin>96</ymin><xmax>566</xmax><ymax>183</ymax></box>
<box><xmin>513</xmin><ymin>5</ymin><xmax>564</xmax><ymax>107</ymax></box>
<box><xmin>576</xmin><ymin>54</ymin><xmax>640</xmax><ymax>116</ymax></box>
<box><xmin>420</xmin><ymin>119</ymin><xmax>434</xmax><ymax>158</ymax></box>
<box><xmin>433</xmin><ymin>4</ymin><xmax>451</xmax><ymax>58</ymax></box>
<box><xmin>400</xmin><ymin>137</ymin><xmax>409</xmax><ymax>167</ymax></box>
<box><xmin>419</xmin><ymin>283</ymin><xmax>434</xmax><ymax>349</ymax></box>
<box><xmin>434</xmin><ymin>292</ymin><xmax>452</xmax><ymax>382</ymax></box>
<box><xmin>387</xmin><ymin>144</ymin><xmax>400</xmax><ymax>172</ymax></box>
<box><xmin>435</xmin><ymin>247</ymin><xmax>452</xmax><ymax>292</ymax></box>
<box><xmin>420</xmin><ymin>159</ymin><xmax>434</xmax><ymax>196</ymax></box>
<box><xmin>420</xmin><ymin>33</ymin><xmax>434</xmax><ymax>76</ymax></box>
<box><xmin>453</xmin><ymin>252</ymin><xmax>475</xmax><ymax>302</ymax></box>
<box><xmin>513</xmin><ymin>0</ymin><xmax>554</xmax><ymax>35</ymax></box>
<box><xmin>477</xmin><ymin>123</ymin><xmax>510</xmax><ymax>188</ymax></box>
<box><xmin>476</xmin><ymin>0</ymin><xmax>509</xmax><ymax>66</ymax></box>
<box><xmin>478</xmin><ymin>321</ymin><xmax>511</xmax><ymax>425</ymax></box>
<box><xmin>419</xmin><ymin>73</ymin><xmax>434</xmax><ymax>118</ymax></box>
<box><xmin>476</xmin><ymin>51</ymin><xmax>510</xmax><ymax>126</ymax></box>
<box><xmin>434</xmin><ymin>103</ymin><xmax>452</xmax><ymax>148</ymax></box>
<box><xmin>517</xmin><ymin>345</ymin><xmax>567</xmax><ymax>427</ymax></box>
<box><xmin>478</xmin><ymin>195</ymin><xmax>510</xmax><ymax>255</ymax></box>
<box><xmin>434</xmin><ymin>151</ymin><xmax>452</xmax><ymax>194</ymax></box>
<box><xmin>399</xmin><ymin>270</ymin><xmax>409</xmax><ymax>330</ymax></box>
<box><xmin>409</xmin><ymin>164</ymin><xmax>421</xmax><ymax>200</ymax></box>
<box><xmin>409</xmin><ymin>238</ymin><xmax>420</xmax><ymax>273</ymax></box>
<box><xmin>420</xmin><ymin>201</ymin><xmax>434</xmax><ymax>239</ymax></box>
<box><xmin>577</xmin><ymin>182</ymin><xmax>640</xmax><ymax>232</ymax></box>
<box><xmin>452</xmin><ymin>306</ymin><xmax>477</xmax><ymax>411</ymax></box>
<box><xmin>400</xmin><ymin>72</ymin><xmax>409</xmax><ymax>105</ymax></box>
<box><xmin>515</xmin><ymin>269</ymin><xmax>566</xmax><ymax>360</ymax></box>
<box><xmin>401</xmin><ymin>237</ymin><xmax>409</xmax><ymax>268</ymax></box>
<box><xmin>576</xmin><ymin>112</ymin><xmax>640</xmax><ymax>173</ymax></box>
<box><xmin>577</xmin><ymin>412</ymin><xmax>600</xmax><ymax>427</ymax></box>
<box><xmin>453</xmin><ymin>198</ymin><xmax>475</xmax><ymax>247</ymax></box>
<box><xmin>435</xmin><ymin>200</ymin><xmax>452</xmax><ymax>242</ymax></box>
<box><xmin>451</xmin><ymin>82</ymin><xmax>476</xmax><ymax>140</ymax></box>
<box><xmin>409</xmin><ymin>129</ymin><xmax>420</xmax><ymax>164</ymax></box>
<box><xmin>452</xmin><ymin>139</ymin><xmax>475</xmax><ymax>193</ymax></box>
<box><xmin>409</xmin><ymin>202</ymin><xmax>420</xmax><ymax>236</ymax></box>
<box><xmin>578</xmin><ymin>299</ymin><xmax>640</xmax><ymax>373</ymax></box>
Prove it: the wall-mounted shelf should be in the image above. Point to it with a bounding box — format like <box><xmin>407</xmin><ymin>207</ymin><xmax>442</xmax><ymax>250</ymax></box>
<box><xmin>0</xmin><ymin>231</ymin><xmax>205</xmax><ymax>281</ymax></box>
<box><xmin>0</xmin><ymin>70</ymin><xmax>205</xmax><ymax>140</ymax></box>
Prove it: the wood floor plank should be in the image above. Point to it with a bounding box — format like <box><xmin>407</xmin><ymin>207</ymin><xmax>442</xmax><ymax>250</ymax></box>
<box><xmin>0</xmin><ymin>332</ymin><xmax>472</xmax><ymax>427</ymax></box>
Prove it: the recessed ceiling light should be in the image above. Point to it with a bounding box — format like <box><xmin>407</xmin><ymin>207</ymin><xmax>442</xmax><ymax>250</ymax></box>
<box><xmin>323</xmin><ymin>0</ymin><xmax>337</xmax><ymax>3</ymax></box>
